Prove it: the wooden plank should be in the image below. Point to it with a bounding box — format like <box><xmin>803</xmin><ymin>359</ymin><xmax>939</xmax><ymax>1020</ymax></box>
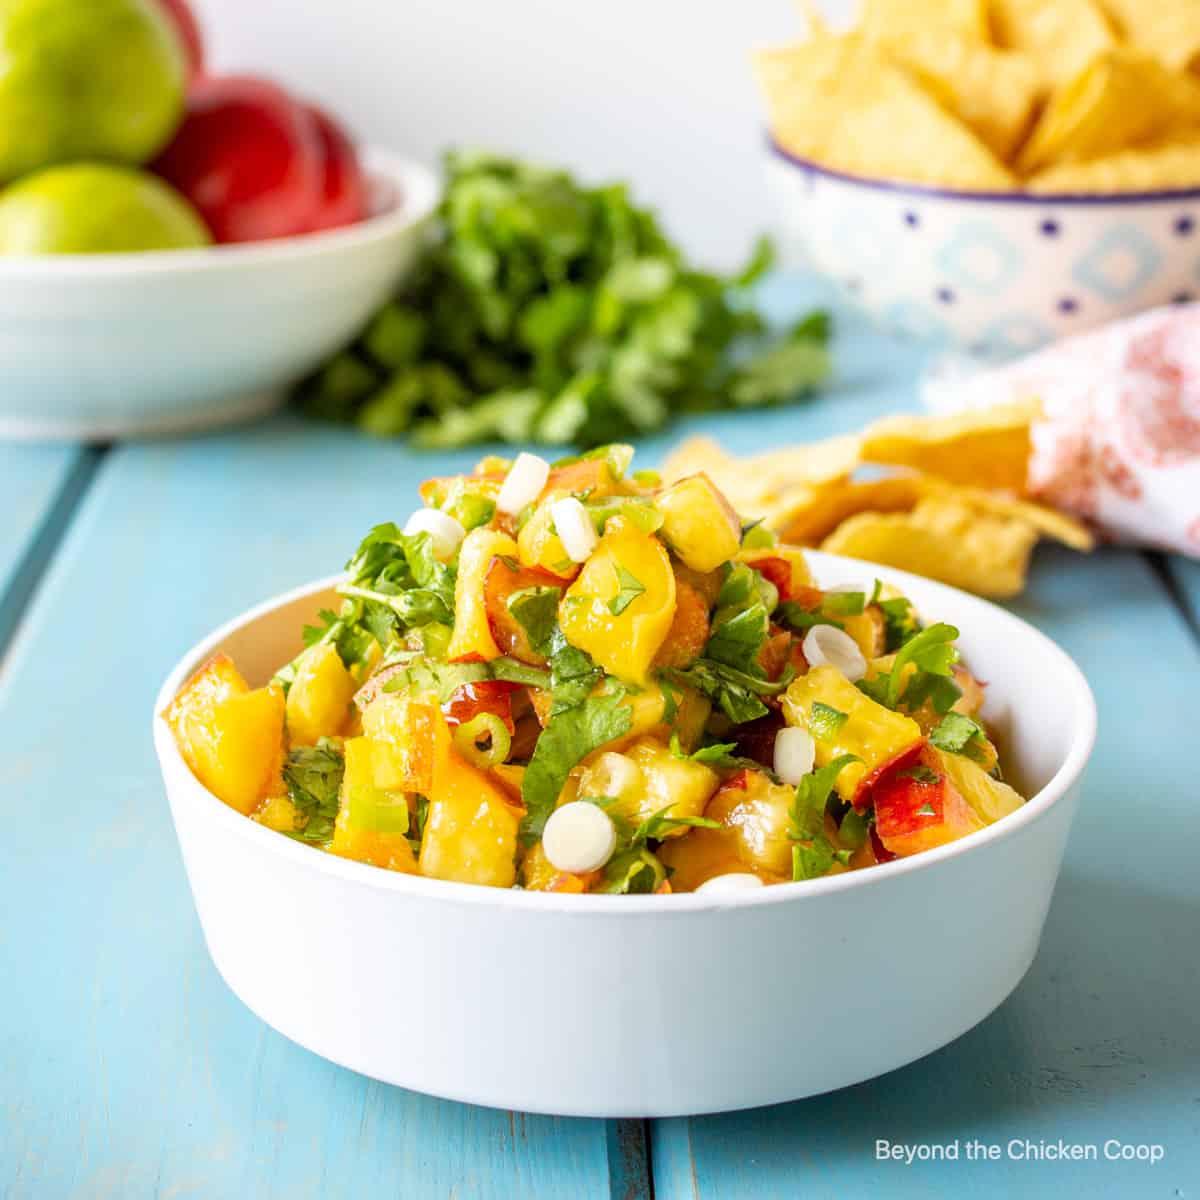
<box><xmin>651</xmin><ymin>544</ymin><xmax>1200</xmax><ymax>1199</ymax></box>
<box><xmin>0</xmin><ymin>421</ymin><xmax>641</xmax><ymax>1200</ymax></box>
<box><xmin>0</xmin><ymin>444</ymin><xmax>91</xmax><ymax>656</ymax></box>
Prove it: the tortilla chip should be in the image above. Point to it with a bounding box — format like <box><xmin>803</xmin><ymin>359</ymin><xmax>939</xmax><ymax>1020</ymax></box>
<box><xmin>860</xmin><ymin>0</ymin><xmax>989</xmax><ymax>42</ymax></box>
<box><xmin>820</xmin><ymin>498</ymin><xmax>1040</xmax><ymax>598</ymax></box>
<box><xmin>931</xmin><ymin>484</ymin><xmax>1095</xmax><ymax>550</ymax></box>
<box><xmin>1017</xmin><ymin>49</ymin><xmax>1200</xmax><ymax>174</ymax></box>
<box><xmin>779</xmin><ymin>474</ymin><xmax>930</xmax><ymax>545</ymax></box>
<box><xmin>755</xmin><ymin>35</ymin><xmax>1014</xmax><ymax>190</ymax></box>
<box><xmin>858</xmin><ymin>402</ymin><xmax>1038</xmax><ymax>493</ymax></box>
<box><xmin>663</xmin><ymin>434</ymin><xmax>859</xmax><ymax>491</ymax></box>
<box><xmin>1097</xmin><ymin>0</ymin><xmax>1200</xmax><ymax>73</ymax></box>
<box><xmin>990</xmin><ymin>0</ymin><xmax>1117</xmax><ymax>86</ymax></box>
<box><xmin>879</xmin><ymin>32</ymin><xmax>1041</xmax><ymax>160</ymax></box>
<box><xmin>1028</xmin><ymin>135</ymin><xmax>1200</xmax><ymax>192</ymax></box>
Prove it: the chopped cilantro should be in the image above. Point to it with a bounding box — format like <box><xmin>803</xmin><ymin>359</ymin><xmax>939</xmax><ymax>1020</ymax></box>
<box><xmin>296</xmin><ymin>152</ymin><xmax>830</xmax><ymax>450</ymax></box>
<box><xmin>608</xmin><ymin>566</ymin><xmax>647</xmax><ymax>616</ymax></box>
<box><xmin>792</xmin><ymin>754</ymin><xmax>860</xmax><ymax>830</ymax></box>
<box><xmin>915</xmin><ymin>802</ymin><xmax>937</xmax><ymax>817</ymax></box>
<box><xmin>929</xmin><ymin>711</ymin><xmax>986</xmax><ymax>755</ymax></box>
<box><xmin>704</xmin><ymin>603</ymin><xmax>769</xmax><ymax>670</ymax></box>
<box><xmin>507</xmin><ymin>585</ymin><xmax>562</xmax><ymax>656</ymax></box>
<box><xmin>282</xmin><ymin>739</ymin><xmax>345</xmax><ymax>847</ymax></box>
<box><xmin>808</xmin><ymin>702</ymin><xmax>848</xmax><ymax>742</ymax></box>
<box><xmin>595</xmin><ymin>847</ymin><xmax>667</xmax><ymax>894</ymax></box>
<box><xmin>879</xmin><ymin>595</ymin><xmax>920</xmax><ymax>652</ymax></box>
<box><xmin>777</xmin><ymin>601</ymin><xmax>843</xmax><ymax>633</ymax></box>
<box><xmin>662</xmin><ymin>658</ymin><xmax>791</xmax><ymax>725</ymax></box>
<box><xmin>630</xmin><ymin>805</ymin><xmax>721</xmax><ymax>845</ymax></box>
<box><xmin>521</xmin><ymin>689</ymin><xmax>632</xmax><ymax>842</ymax></box>
<box><xmin>838</xmin><ymin>807</ymin><xmax>868</xmax><ymax>851</ymax></box>
<box><xmin>883</xmin><ymin>622</ymin><xmax>960</xmax><ymax>709</ymax></box>
<box><xmin>670</xmin><ymin>733</ymin><xmax>740</xmax><ymax>768</ymax></box>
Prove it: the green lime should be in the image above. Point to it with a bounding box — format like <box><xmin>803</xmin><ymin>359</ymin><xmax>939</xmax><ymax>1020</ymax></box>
<box><xmin>0</xmin><ymin>0</ymin><xmax>186</xmax><ymax>183</ymax></box>
<box><xmin>0</xmin><ymin>163</ymin><xmax>211</xmax><ymax>253</ymax></box>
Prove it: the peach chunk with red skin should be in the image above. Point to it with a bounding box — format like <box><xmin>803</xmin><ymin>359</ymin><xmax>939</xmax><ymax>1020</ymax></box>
<box><xmin>870</xmin><ymin>744</ymin><xmax>985</xmax><ymax>857</ymax></box>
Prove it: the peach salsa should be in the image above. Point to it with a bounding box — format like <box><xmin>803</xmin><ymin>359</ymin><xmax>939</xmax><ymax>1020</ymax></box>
<box><xmin>164</xmin><ymin>446</ymin><xmax>1025</xmax><ymax>895</ymax></box>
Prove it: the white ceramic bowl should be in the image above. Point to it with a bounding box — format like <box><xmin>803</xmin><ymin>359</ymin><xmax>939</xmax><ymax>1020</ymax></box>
<box><xmin>152</xmin><ymin>553</ymin><xmax>1096</xmax><ymax>1117</ymax></box>
<box><xmin>0</xmin><ymin>150</ymin><xmax>438</xmax><ymax>440</ymax></box>
<box><xmin>766</xmin><ymin>139</ymin><xmax>1200</xmax><ymax>356</ymax></box>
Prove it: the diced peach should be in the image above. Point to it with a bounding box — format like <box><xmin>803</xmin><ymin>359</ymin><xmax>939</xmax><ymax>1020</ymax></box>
<box><xmin>285</xmin><ymin>641</ymin><xmax>357</xmax><ymax>746</ymax></box>
<box><xmin>330</xmin><ymin>824</ymin><xmax>418</xmax><ymax>873</ymax></box>
<box><xmin>559</xmin><ymin>515</ymin><xmax>676</xmax><ymax>684</ymax></box>
<box><xmin>361</xmin><ymin>691</ymin><xmax>439</xmax><ymax>792</ymax></box>
<box><xmin>871</xmin><ymin>746</ymin><xmax>985</xmax><ymax>857</ymax></box>
<box><xmin>165</xmin><ymin>653</ymin><xmax>285</xmax><ymax>814</ymax></box>
<box><xmin>652</xmin><ymin>579</ymin><xmax>710</xmax><ymax>669</ymax></box>
<box><xmin>419</xmin><ymin>716</ymin><xmax>521</xmax><ymax>888</ymax></box>
<box><xmin>483</xmin><ymin>555</ymin><xmax>563</xmax><ymax>664</ymax></box>
<box><xmin>447</xmin><ymin>528</ymin><xmax>519</xmax><ymax>662</ymax></box>
<box><xmin>655</xmin><ymin>474</ymin><xmax>742</xmax><ymax>572</ymax></box>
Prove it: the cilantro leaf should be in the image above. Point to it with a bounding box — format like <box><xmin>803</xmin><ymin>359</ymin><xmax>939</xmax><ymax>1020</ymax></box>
<box><xmin>929</xmin><ymin>711</ymin><xmax>986</xmax><ymax>755</ymax></box>
<box><xmin>507</xmin><ymin>586</ymin><xmax>562</xmax><ymax>656</ymax></box>
<box><xmin>608</xmin><ymin>566</ymin><xmax>646</xmax><ymax>616</ymax></box>
<box><xmin>630</xmin><ymin>804</ymin><xmax>721</xmax><ymax>845</ymax></box>
<box><xmin>662</xmin><ymin>658</ymin><xmax>791</xmax><ymax>725</ymax></box>
<box><xmin>787</xmin><ymin>753</ymin><xmax>859</xmax><ymax>882</ymax></box>
<box><xmin>282</xmin><ymin>739</ymin><xmax>345</xmax><ymax>847</ymax></box>
<box><xmin>704</xmin><ymin>603</ymin><xmax>769</xmax><ymax>670</ymax></box>
<box><xmin>520</xmin><ymin>690</ymin><xmax>632</xmax><ymax>842</ymax></box>
<box><xmin>879</xmin><ymin>595</ymin><xmax>920</xmax><ymax>652</ymax></box>
<box><xmin>885</xmin><ymin>622</ymin><xmax>960</xmax><ymax>709</ymax></box>
<box><xmin>595</xmin><ymin>847</ymin><xmax>667</xmax><ymax>894</ymax></box>
<box><xmin>670</xmin><ymin>733</ymin><xmax>740</xmax><ymax>768</ymax></box>
<box><xmin>791</xmin><ymin>754</ymin><xmax>860</xmax><ymax>835</ymax></box>
<box><xmin>549</xmin><ymin>643</ymin><xmax>603</xmax><ymax>714</ymax></box>
<box><xmin>808</xmin><ymin>702</ymin><xmax>848</xmax><ymax>741</ymax></box>
<box><xmin>777</xmin><ymin>601</ymin><xmax>843</xmax><ymax>634</ymax></box>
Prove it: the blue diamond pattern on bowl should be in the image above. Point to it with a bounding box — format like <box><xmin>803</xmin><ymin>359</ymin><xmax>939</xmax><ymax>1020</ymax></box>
<box><xmin>975</xmin><ymin>312</ymin><xmax>1055</xmax><ymax>356</ymax></box>
<box><xmin>933</xmin><ymin>222</ymin><xmax>1022</xmax><ymax>294</ymax></box>
<box><xmin>1072</xmin><ymin>224</ymin><xmax>1162</xmax><ymax>301</ymax></box>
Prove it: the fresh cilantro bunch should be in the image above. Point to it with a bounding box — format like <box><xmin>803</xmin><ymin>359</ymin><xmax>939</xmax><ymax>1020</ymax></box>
<box><xmin>295</xmin><ymin>151</ymin><xmax>831</xmax><ymax>449</ymax></box>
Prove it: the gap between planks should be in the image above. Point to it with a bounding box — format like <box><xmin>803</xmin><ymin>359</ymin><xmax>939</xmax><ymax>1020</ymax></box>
<box><xmin>0</xmin><ymin>444</ymin><xmax>108</xmax><ymax>685</ymax></box>
<box><xmin>608</xmin><ymin>1118</ymin><xmax>655</xmax><ymax>1200</ymax></box>
<box><xmin>1144</xmin><ymin>551</ymin><xmax>1200</xmax><ymax>645</ymax></box>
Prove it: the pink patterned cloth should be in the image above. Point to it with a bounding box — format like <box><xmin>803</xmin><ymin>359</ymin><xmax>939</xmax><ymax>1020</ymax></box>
<box><xmin>923</xmin><ymin>306</ymin><xmax>1200</xmax><ymax>556</ymax></box>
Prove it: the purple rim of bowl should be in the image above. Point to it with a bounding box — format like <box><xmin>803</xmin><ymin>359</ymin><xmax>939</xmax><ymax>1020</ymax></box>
<box><xmin>768</xmin><ymin>136</ymin><xmax>1200</xmax><ymax>205</ymax></box>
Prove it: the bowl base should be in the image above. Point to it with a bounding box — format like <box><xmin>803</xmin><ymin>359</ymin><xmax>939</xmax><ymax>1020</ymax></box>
<box><xmin>0</xmin><ymin>388</ymin><xmax>285</xmax><ymax>443</ymax></box>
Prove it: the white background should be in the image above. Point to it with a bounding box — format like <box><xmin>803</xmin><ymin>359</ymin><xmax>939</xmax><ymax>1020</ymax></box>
<box><xmin>196</xmin><ymin>0</ymin><xmax>853</xmax><ymax>267</ymax></box>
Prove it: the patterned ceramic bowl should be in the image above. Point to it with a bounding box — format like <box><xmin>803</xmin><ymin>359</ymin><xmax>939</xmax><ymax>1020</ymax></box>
<box><xmin>766</xmin><ymin>139</ymin><xmax>1200</xmax><ymax>356</ymax></box>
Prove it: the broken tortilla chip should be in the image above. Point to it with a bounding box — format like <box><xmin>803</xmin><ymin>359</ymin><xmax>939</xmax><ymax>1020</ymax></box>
<box><xmin>820</xmin><ymin>497</ymin><xmax>1040</xmax><ymax>598</ymax></box>
<box><xmin>859</xmin><ymin>402</ymin><xmax>1038</xmax><ymax>493</ymax></box>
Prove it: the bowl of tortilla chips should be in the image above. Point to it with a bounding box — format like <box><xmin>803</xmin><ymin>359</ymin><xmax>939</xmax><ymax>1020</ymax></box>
<box><xmin>757</xmin><ymin>0</ymin><xmax>1200</xmax><ymax>355</ymax></box>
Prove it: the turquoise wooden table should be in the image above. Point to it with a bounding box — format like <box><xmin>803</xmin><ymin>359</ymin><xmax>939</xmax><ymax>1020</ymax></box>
<box><xmin>2</xmin><ymin>280</ymin><xmax>1198</xmax><ymax>1199</ymax></box>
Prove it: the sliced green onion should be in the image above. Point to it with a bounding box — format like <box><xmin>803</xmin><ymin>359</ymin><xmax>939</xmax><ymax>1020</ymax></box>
<box><xmin>453</xmin><ymin>712</ymin><xmax>512</xmax><ymax>768</ymax></box>
<box><xmin>490</xmin><ymin>658</ymin><xmax>552</xmax><ymax>688</ymax></box>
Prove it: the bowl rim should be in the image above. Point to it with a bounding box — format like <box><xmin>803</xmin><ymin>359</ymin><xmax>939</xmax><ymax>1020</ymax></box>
<box><xmin>153</xmin><ymin>552</ymin><xmax>1097</xmax><ymax>916</ymax></box>
<box><xmin>769</xmin><ymin>136</ymin><xmax>1200</xmax><ymax>206</ymax></box>
<box><xmin>0</xmin><ymin>147</ymin><xmax>440</xmax><ymax>275</ymax></box>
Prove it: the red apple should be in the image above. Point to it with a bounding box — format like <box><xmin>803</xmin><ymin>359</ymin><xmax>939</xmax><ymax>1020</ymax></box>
<box><xmin>156</xmin><ymin>0</ymin><xmax>204</xmax><ymax>79</ymax></box>
<box><xmin>153</xmin><ymin>75</ymin><xmax>324</xmax><ymax>243</ymax></box>
<box><xmin>870</xmin><ymin>745</ymin><xmax>985</xmax><ymax>857</ymax></box>
<box><xmin>304</xmin><ymin>105</ymin><xmax>369</xmax><ymax>232</ymax></box>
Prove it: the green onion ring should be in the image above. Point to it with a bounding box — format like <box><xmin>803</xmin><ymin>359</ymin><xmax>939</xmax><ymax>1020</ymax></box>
<box><xmin>453</xmin><ymin>712</ymin><xmax>512</xmax><ymax>768</ymax></box>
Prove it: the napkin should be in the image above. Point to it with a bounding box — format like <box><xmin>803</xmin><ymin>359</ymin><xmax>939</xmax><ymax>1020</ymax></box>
<box><xmin>923</xmin><ymin>305</ymin><xmax>1200</xmax><ymax>557</ymax></box>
